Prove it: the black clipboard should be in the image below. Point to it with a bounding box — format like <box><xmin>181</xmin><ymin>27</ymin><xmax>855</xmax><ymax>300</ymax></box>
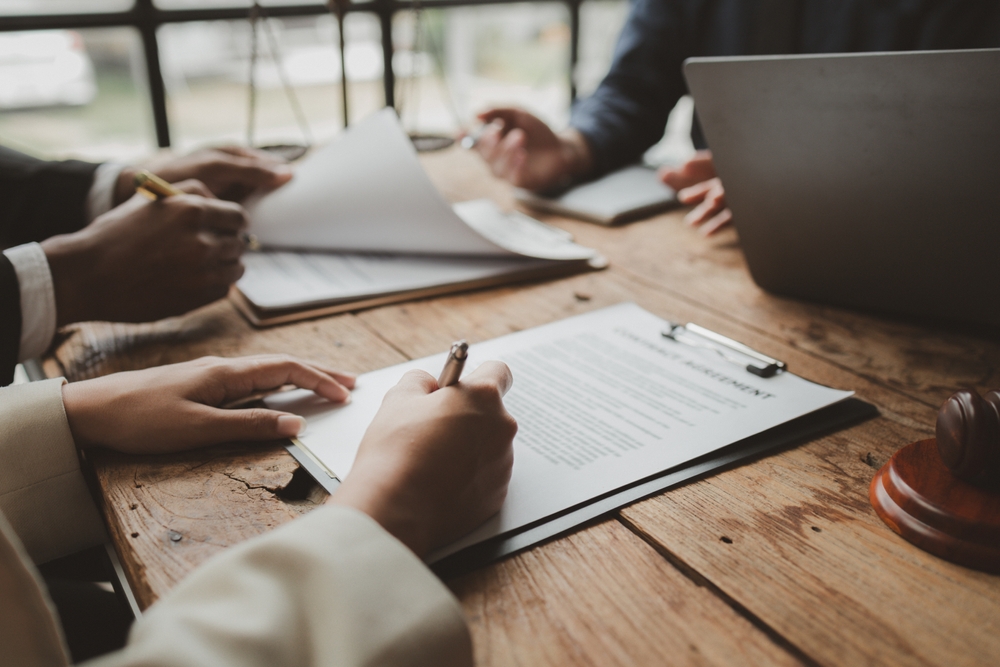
<box><xmin>430</xmin><ymin>396</ymin><xmax>876</xmax><ymax>578</ymax></box>
<box><xmin>286</xmin><ymin>320</ymin><xmax>879</xmax><ymax>579</ymax></box>
<box><xmin>287</xmin><ymin>398</ymin><xmax>875</xmax><ymax>579</ymax></box>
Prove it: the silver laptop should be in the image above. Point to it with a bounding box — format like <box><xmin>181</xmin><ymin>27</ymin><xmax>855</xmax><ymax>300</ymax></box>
<box><xmin>684</xmin><ymin>48</ymin><xmax>1000</xmax><ymax>329</ymax></box>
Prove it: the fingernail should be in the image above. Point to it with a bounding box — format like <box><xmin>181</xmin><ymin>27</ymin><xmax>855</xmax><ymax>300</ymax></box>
<box><xmin>277</xmin><ymin>414</ymin><xmax>307</xmax><ymax>436</ymax></box>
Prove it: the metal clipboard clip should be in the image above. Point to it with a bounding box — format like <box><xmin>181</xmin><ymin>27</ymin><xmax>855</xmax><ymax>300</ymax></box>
<box><xmin>662</xmin><ymin>322</ymin><xmax>787</xmax><ymax>378</ymax></box>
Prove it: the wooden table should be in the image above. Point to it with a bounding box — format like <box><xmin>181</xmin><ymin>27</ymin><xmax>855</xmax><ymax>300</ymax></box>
<box><xmin>49</xmin><ymin>148</ymin><xmax>1000</xmax><ymax>666</ymax></box>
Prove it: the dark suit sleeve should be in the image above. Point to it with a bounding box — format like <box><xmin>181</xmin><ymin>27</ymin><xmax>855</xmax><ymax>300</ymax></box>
<box><xmin>0</xmin><ymin>146</ymin><xmax>100</xmax><ymax>249</ymax></box>
<box><xmin>569</xmin><ymin>0</ymin><xmax>783</xmax><ymax>173</ymax></box>
<box><xmin>569</xmin><ymin>0</ymin><xmax>696</xmax><ymax>175</ymax></box>
<box><xmin>0</xmin><ymin>254</ymin><xmax>22</xmax><ymax>386</ymax></box>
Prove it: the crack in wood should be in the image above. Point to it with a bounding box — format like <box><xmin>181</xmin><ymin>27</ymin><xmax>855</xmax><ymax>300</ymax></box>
<box><xmin>615</xmin><ymin>512</ymin><xmax>822</xmax><ymax>667</ymax></box>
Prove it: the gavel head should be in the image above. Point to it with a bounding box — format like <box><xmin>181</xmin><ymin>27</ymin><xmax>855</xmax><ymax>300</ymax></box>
<box><xmin>936</xmin><ymin>389</ymin><xmax>1000</xmax><ymax>487</ymax></box>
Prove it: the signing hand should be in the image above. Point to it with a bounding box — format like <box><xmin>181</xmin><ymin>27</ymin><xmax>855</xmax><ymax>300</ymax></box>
<box><xmin>659</xmin><ymin>150</ymin><xmax>732</xmax><ymax>236</ymax></box>
<box><xmin>329</xmin><ymin>361</ymin><xmax>518</xmax><ymax>557</ymax></box>
<box><xmin>62</xmin><ymin>355</ymin><xmax>356</xmax><ymax>454</ymax></box>
<box><xmin>42</xmin><ymin>180</ymin><xmax>248</xmax><ymax>325</ymax></box>
<box><xmin>472</xmin><ymin>108</ymin><xmax>593</xmax><ymax>192</ymax></box>
<box><xmin>115</xmin><ymin>146</ymin><xmax>293</xmax><ymax>205</ymax></box>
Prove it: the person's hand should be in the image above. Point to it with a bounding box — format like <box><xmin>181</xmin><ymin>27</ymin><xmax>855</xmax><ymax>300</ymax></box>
<box><xmin>329</xmin><ymin>361</ymin><xmax>517</xmax><ymax>557</ymax></box>
<box><xmin>62</xmin><ymin>355</ymin><xmax>356</xmax><ymax>454</ymax></box>
<box><xmin>472</xmin><ymin>108</ymin><xmax>593</xmax><ymax>192</ymax></box>
<box><xmin>114</xmin><ymin>146</ymin><xmax>293</xmax><ymax>205</ymax></box>
<box><xmin>659</xmin><ymin>150</ymin><xmax>732</xmax><ymax>235</ymax></box>
<box><xmin>41</xmin><ymin>180</ymin><xmax>248</xmax><ymax>325</ymax></box>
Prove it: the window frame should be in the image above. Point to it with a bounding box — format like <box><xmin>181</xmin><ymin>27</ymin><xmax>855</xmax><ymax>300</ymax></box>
<box><xmin>0</xmin><ymin>0</ymin><xmax>582</xmax><ymax>147</ymax></box>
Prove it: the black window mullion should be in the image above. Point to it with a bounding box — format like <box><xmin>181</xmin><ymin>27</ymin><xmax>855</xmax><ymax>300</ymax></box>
<box><xmin>135</xmin><ymin>0</ymin><xmax>171</xmax><ymax>147</ymax></box>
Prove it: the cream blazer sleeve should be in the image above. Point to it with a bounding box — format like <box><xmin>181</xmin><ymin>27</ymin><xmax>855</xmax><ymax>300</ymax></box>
<box><xmin>0</xmin><ymin>379</ymin><xmax>107</xmax><ymax>564</ymax></box>
<box><xmin>89</xmin><ymin>505</ymin><xmax>473</xmax><ymax>667</ymax></box>
<box><xmin>0</xmin><ymin>380</ymin><xmax>474</xmax><ymax>667</ymax></box>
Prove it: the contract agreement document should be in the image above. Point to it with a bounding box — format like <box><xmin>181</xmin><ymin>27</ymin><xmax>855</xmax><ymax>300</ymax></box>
<box><xmin>233</xmin><ymin>109</ymin><xmax>604</xmax><ymax>326</ymax></box>
<box><xmin>267</xmin><ymin>303</ymin><xmax>853</xmax><ymax>564</ymax></box>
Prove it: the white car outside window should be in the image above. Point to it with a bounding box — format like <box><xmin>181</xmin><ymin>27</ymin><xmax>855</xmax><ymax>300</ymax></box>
<box><xmin>0</xmin><ymin>30</ymin><xmax>97</xmax><ymax>109</ymax></box>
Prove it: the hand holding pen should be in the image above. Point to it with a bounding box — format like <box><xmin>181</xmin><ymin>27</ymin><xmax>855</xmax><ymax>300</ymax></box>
<box><xmin>40</xmin><ymin>171</ymin><xmax>253</xmax><ymax>324</ymax></box>
<box><xmin>135</xmin><ymin>170</ymin><xmax>261</xmax><ymax>250</ymax></box>
<box><xmin>329</xmin><ymin>341</ymin><xmax>517</xmax><ymax>556</ymax></box>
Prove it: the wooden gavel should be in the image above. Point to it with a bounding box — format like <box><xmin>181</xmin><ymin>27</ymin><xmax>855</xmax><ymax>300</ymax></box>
<box><xmin>870</xmin><ymin>386</ymin><xmax>1000</xmax><ymax>572</ymax></box>
<box><xmin>936</xmin><ymin>388</ymin><xmax>1000</xmax><ymax>486</ymax></box>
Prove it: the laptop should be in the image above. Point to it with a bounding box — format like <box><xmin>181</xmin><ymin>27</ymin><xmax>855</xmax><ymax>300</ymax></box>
<box><xmin>684</xmin><ymin>48</ymin><xmax>1000</xmax><ymax>329</ymax></box>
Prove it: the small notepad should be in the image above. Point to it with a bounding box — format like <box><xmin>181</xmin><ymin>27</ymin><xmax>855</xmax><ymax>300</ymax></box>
<box><xmin>515</xmin><ymin>165</ymin><xmax>677</xmax><ymax>225</ymax></box>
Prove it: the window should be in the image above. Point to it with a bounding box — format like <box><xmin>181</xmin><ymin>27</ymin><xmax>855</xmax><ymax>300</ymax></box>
<box><xmin>0</xmin><ymin>27</ymin><xmax>154</xmax><ymax>161</ymax></box>
<box><xmin>1</xmin><ymin>0</ymin><xmax>695</xmax><ymax>164</ymax></box>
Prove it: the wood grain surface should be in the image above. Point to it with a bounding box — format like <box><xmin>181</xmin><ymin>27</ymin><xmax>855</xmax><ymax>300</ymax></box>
<box><xmin>50</xmin><ymin>148</ymin><xmax>1000</xmax><ymax>666</ymax></box>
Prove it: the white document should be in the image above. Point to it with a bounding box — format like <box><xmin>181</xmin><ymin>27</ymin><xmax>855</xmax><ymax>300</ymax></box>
<box><xmin>238</xmin><ymin>250</ymin><xmax>549</xmax><ymax>310</ymax></box>
<box><xmin>238</xmin><ymin>109</ymin><xmax>600</xmax><ymax>310</ymax></box>
<box><xmin>267</xmin><ymin>303</ymin><xmax>852</xmax><ymax>561</ymax></box>
<box><xmin>236</xmin><ymin>199</ymin><xmax>599</xmax><ymax>310</ymax></box>
<box><xmin>247</xmin><ymin>108</ymin><xmax>597</xmax><ymax>262</ymax></box>
<box><xmin>247</xmin><ymin>108</ymin><xmax>505</xmax><ymax>256</ymax></box>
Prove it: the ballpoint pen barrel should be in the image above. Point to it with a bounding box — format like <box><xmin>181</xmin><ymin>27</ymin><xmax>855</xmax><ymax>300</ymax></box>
<box><xmin>438</xmin><ymin>340</ymin><xmax>469</xmax><ymax>387</ymax></box>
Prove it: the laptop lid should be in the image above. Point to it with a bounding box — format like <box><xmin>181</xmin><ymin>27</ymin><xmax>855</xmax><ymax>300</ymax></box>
<box><xmin>684</xmin><ymin>49</ymin><xmax>1000</xmax><ymax>328</ymax></box>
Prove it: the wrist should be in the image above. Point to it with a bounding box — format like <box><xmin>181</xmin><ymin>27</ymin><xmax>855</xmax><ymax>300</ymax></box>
<box><xmin>113</xmin><ymin>166</ymin><xmax>138</xmax><ymax>207</ymax></box>
<box><xmin>327</xmin><ymin>477</ymin><xmax>429</xmax><ymax>556</ymax></box>
<box><xmin>557</xmin><ymin>129</ymin><xmax>595</xmax><ymax>182</ymax></box>
<box><xmin>61</xmin><ymin>381</ymin><xmax>99</xmax><ymax>449</ymax></box>
<box><xmin>40</xmin><ymin>231</ymin><xmax>99</xmax><ymax>326</ymax></box>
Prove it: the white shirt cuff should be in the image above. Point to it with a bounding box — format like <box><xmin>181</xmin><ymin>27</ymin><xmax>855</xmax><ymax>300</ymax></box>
<box><xmin>2</xmin><ymin>243</ymin><xmax>57</xmax><ymax>362</ymax></box>
<box><xmin>87</xmin><ymin>162</ymin><xmax>125</xmax><ymax>221</ymax></box>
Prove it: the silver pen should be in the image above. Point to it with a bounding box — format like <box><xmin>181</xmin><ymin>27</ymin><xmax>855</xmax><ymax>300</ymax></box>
<box><xmin>437</xmin><ymin>340</ymin><xmax>469</xmax><ymax>387</ymax></box>
<box><xmin>460</xmin><ymin>120</ymin><xmax>503</xmax><ymax>150</ymax></box>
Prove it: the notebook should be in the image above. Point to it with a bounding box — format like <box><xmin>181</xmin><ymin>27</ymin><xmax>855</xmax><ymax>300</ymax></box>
<box><xmin>232</xmin><ymin>110</ymin><xmax>605</xmax><ymax>326</ymax></box>
<box><xmin>515</xmin><ymin>165</ymin><xmax>677</xmax><ymax>225</ymax></box>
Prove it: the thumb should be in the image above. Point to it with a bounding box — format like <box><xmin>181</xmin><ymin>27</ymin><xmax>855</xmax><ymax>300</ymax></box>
<box><xmin>196</xmin><ymin>404</ymin><xmax>307</xmax><ymax>443</ymax></box>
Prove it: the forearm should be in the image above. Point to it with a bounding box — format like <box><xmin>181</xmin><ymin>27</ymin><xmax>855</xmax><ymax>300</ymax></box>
<box><xmin>571</xmin><ymin>79</ymin><xmax>679</xmax><ymax>173</ymax></box>
<box><xmin>555</xmin><ymin>128</ymin><xmax>596</xmax><ymax>183</ymax></box>
<box><xmin>91</xmin><ymin>506</ymin><xmax>472</xmax><ymax>667</ymax></box>
<box><xmin>0</xmin><ymin>146</ymin><xmax>100</xmax><ymax>247</ymax></box>
<box><xmin>0</xmin><ymin>380</ymin><xmax>107</xmax><ymax>564</ymax></box>
<box><xmin>569</xmin><ymin>0</ymin><xmax>689</xmax><ymax>174</ymax></box>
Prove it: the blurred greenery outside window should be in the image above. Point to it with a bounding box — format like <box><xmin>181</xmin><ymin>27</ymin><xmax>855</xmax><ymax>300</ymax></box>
<box><xmin>0</xmin><ymin>0</ymin><xmax>690</xmax><ymax>165</ymax></box>
<box><xmin>0</xmin><ymin>27</ymin><xmax>155</xmax><ymax>161</ymax></box>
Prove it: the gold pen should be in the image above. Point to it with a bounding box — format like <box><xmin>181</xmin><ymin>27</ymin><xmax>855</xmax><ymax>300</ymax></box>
<box><xmin>134</xmin><ymin>169</ymin><xmax>181</xmax><ymax>200</ymax></box>
<box><xmin>133</xmin><ymin>169</ymin><xmax>261</xmax><ymax>251</ymax></box>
